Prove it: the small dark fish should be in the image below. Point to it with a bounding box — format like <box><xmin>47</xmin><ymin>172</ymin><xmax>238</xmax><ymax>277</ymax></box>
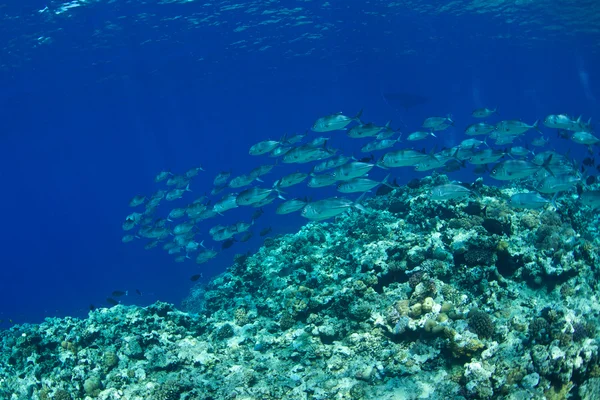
<box><xmin>442</xmin><ymin>159</ymin><xmax>465</xmax><ymax>173</ymax></box>
<box><xmin>112</xmin><ymin>290</ymin><xmax>127</xmax><ymax>297</ymax></box>
<box><xmin>482</xmin><ymin>219</ymin><xmax>510</xmax><ymax>236</ymax></box>
<box><xmin>358</xmin><ymin>154</ymin><xmax>375</xmax><ymax>163</ymax></box>
<box><xmin>260</xmin><ymin>226</ymin><xmax>272</xmax><ymax>236</ymax></box>
<box><xmin>106</xmin><ymin>298</ymin><xmax>119</xmax><ymax>306</ymax></box>
<box><xmin>239</xmin><ymin>231</ymin><xmax>253</xmax><ymax>242</ymax></box>
<box><xmin>464</xmin><ymin>202</ymin><xmax>486</xmax><ymax>217</ymax></box>
<box><xmin>557</xmin><ymin>129</ymin><xmax>570</xmax><ymax>139</ymax></box>
<box><xmin>586</xmin><ymin>176</ymin><xmax>597</xmax><ymax>185</ymax></box>
<box><xmin>190</xmin><ymin>274</ymin><xmax>202</xmax><ymax>282</ymax></box>
<box><xmin>252</xmin><ymin>208</ymin><xmax>264</xmax><ymax>220</ymax></box>
<box><xmin>583</xmin><ymin>157</ymin><xmax>595</xmax><ymax>167</ymax></box>
<box><xmin>406</xmin><ymin>178</ymin><xmax>421</xmax><ymax>189</ymax></box>
<box><xmin>376</xmin><ymin>178</ymin><xmax>398</xmax><ymax>196</ymax></box>
<box><xmin>89</xmin><ymin>304</ymin><xmax>96</xmax><ymax>311</ymax></box>
<box><xmin>135</xmin><ymin>289</ymin><xmax>142</xmax><ymax>296</ymax></box>
<box><xmin>222</xmin><ymin>238</ymin><xmax>236</xmax><ymax>249</ymax></box>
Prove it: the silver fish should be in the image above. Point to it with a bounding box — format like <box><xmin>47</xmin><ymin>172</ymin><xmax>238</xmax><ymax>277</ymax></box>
<box><xmin>228</xmin><ymin>174</ymin><xmax>256</xmax><ymax>189</ymax></box>
<box><xmin>361</xmin><ymin>135</ymin><xmax>401</xmax><ymax>153</ymax></box>
<box><xmin>213</xmin><ymin>171</ymin><xmax>231</xmax><ymax>187</ymax></box>
<box><xmin>407</xmin><ymin>131</ymin><xmax>436</xmax><ymax>141</ymax></box>
<box><xmin>465</xmin><ymin>122</ymin><xmax>496</xmax><ymax>136</ymax></box>
<box><xmin>312</xmin><ymin>109</ymin><xmax>363</xmax><ymax>132</ymax></box>
<box><xmin>469</xmin><ymin>149</ymin><xmax>506</xmax><ymax>165</ymax></box>
<box><xmin>509</xmin><ymin>192</ymin><xmax>552</xmax><ymax>209</ymax></box>
<box><xmin>495</xmin><ymin>120</ymin><xmax>539</xmax><ymax>136</ymax></box>
<box><xmin>274</xmin><ymin>172</ymin><xmax>308</xmax><ymax>188</ymax></box>
<box><xmin>167</xmin><ymin>207</ymin><xmax>187</xmax><ymax>221</ymax></box>
<box><xmin>301</xmin><ymin>196</ymin><xmax>366</xmax><ymax>221</ymax></box>
<box><xmin>196</xmin><ymin>249</ymin><xmax>218</xmax><ymax>264</ymax></box>
<box><xmin>543</xmin><ymin>114</ymin><xmax>576</xmax><ymax>130</ymax></box>
<box><xmin>276</xmin><ymin>198</ymin><xmax>308</xmax><ymax>214</ymax></box>
<box><xmin>307</xmin><ymin>173</ymin><xmax>338</xmax><ymax>188</ymax></box>
<box><xmin>129</xmin><ymin>195</ymin><xmax>146</xmax><ymax>207</ymax></box>
<box><xmin>378</xmin><ymin>149</ymin><xmax>428</xmax><ymax>168</ymax></box>
<box><xmin>312</xmin><ymin>155</ymin><xmax>352</xmax><ymax>173</ymax></box>
<box><xmin>155</xmin><ymin>170</ymin><xmax>172</xmax><ymax>183</ymax></box>
<box><xmin>330</xmin><ymin>162</ymin><xmax>374</xmax><ymax>181</ymax></box>
<box><xmin>535</xmin><ymin>174</ymin><xmax>580</xmax><ymax>194</ymax></box>
<box><xmin>185</xmin><ymin>166</ymin><xmax>204</xmax><ymax>178</ymax></box>
<box><xmin>579</xmin><ymin>191</ymin><xmax>600</xmax><ymax>209</ymax></box>
<box><xmin>472</xmin><ymin>107</ymin><xmax>498</xmax><ymax>118</ymax></box>
<box><xmin>236</xmin><ymin>187</ymin><xmax>284</xmax><ymax>206</ymax></box>
<box><xmin>213</xmin><ymin>193</ymin><xmax>239</xmax><ymax>215</ymax></box>
<box><xmin>571</xmin><ymin>131</ymin><xmax>599</xmax><ymax>145</ymax></box>
<box><xmin>422</xmin><ymin>115</ymin><xmax>453</xmax><ymax>129</ymax></box>
<box><xmin>249</xmin><ymin>140</ymin><xmax>281</xmax><ymax>156</ymax></box>
<box><xmin>166</xmin><ymin>184</ymin><xmax>191</xmax><ymax>201</ymax></box>
<box><xmin>347</xmin><ymin>121</ymin><xmax>386</xmax><ymax>138</ymax></box>
<box><xmin>430</xmin><ymin>184</ymin><xmax>473</xmax><ymax>201</ymax></box>
<box><xmin>337</xmin><ymin>174</ymin><xmax>390</xmax><ymax>193</ymax></box>
<box><xmin>490</xmin><ymin>157</ymin><xmax>552</xmax><ymax>181</ymax></box>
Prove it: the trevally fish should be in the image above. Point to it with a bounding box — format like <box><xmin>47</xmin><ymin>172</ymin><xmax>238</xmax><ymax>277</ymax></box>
<box><xmin>236</xmin><ymin>187</ymin><xmax>284</xmax><ymax>206</ymax></box>
<box><xmin>472</xmin><ymin>107</ymin><xmax>498</xmax><ymax>118</ymax></box>
<box><xmin>407</xmin><ymin>131</ymin><xmax>436</xmax><ymax>141</ymax></box>
<box><xmin>249</xmin><ymin>140</ymin><xmax>281</xmax><ymax>156</ymax></box>
<box><xmin>276</xmin><ymin>198</ymin><xmax>308</xmax><ymax>214</ymax></box>
<box><xmin>468</xmin><ymin>149</ymin><xmax>506</xmax><ymax>165</ymax></box>
<box><xmin>571</xmin><ymin>131</ymin><xmax>599</xmax><ymax>145</ymax></box>
<box><xmin>312</xmin><ymin>155</ymin><xmax>352</xmax><ymax>173</ymax></box>
<box><xmin>347</xmin><ymin>121</ymin><xmax>390</xmax><ymax>139</ymax></box>
<box><xmin>155</xmin><ymin>170</ymin><xmax>172</xmax><ymax>183</ymax></box>
<box><xmin>307</xmin><ymin>173</ymin><xmax>338</xmax><ymax>188</ymax></box>
<box><xmin>535</xmin><ymin>174</ymin><xmax>580</xmax><ymax>194</ymax></box>
<box><xmin>543</xmin><ymin>114</ymin><xmax>582</xmax><ymax>130</ymax></box>
<box><xmin>509</xmin><ymin>193</ymin><xmax>553</xmax><ymax>209</ymax></box>
<box><xmin>579</xmin><ymin>191</ymin><xmax>600</xmax><ymax>209</ymax></box>
<box><xmin>465</xmin><ymin>122</ymin><xmax>496</xmax><ymax>136</ymax></box>
<box><xmin>213</xmin><ymin>171</ymin><xmax>231</xmax><ymax>187</ymax></box>
<box><xmin>337</xmin><ymin>174</ymin><xmax>391</xmax><ymax>194</ymax></box>
<box><xmin>361</xmin><ymin>135</ymin><xmax>401</xmax><ymax>153</ymax></box>
<box><xmin>495</xmin><ymin>120</ymin><xmax>540</xmax><ymax>135</ymax></box>
<box><xmin>490</xmin><ymin>156</ymin><xmax>553</xmax><ymax>181</ymax></box>
<box><xmin>129</xmin><ymin>195</ymin><xmax>146</xmax><ymax>208</ymax></box>
<box><xmin>301</xmin><ymin>196</ymin><xmax>366</xmax><ymax>221</ymax></box>
<box><xmin>422</xmin><ymin>115</ymin><xmax>453</xmax><ymax>129</ymax></box>
<box><xmin>378</xmin><ymin>149</ymin><xmax>428</xmax><ymax>168</ymax></box>
<box><xmin>330</xmin><ymin>162</ymin><xmax>374</xmax><ymax>181</ymax></box>
<box><xmin>311</xmin><ymin>109</ymin><xmax>363</xmax><ymax>132</ymax></box>
<box><xmin>213</xmin><ymin>193</ymin><xmax>239</xmax><ymax>215</ymax></box>
<box><xmin>430</xmin><ymin>183</ymin><xmax>473</xmax><ymax>201</ymax></box>
<box><xmin>166</xmin><ymin>184</ymin><xmax>191</xmax><ymax>201</ymax></box>
<box><xmin>273</xmin><ymin>172</ymin><xmax>308</xmax><ymax>188</ymax></box>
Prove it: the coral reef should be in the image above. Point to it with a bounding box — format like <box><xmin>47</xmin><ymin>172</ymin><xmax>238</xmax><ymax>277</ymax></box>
<box><xmin>1</xmin><ymin>176</ymin><xmax>599</xmax><ymax>399</ymax></box>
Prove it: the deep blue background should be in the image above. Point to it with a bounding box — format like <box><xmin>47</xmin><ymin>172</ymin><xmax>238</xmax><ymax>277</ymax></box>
<box><xmin>0</xmin><ymin>1</ymin><xmax>598</xmax><ymax>325</ymax></box>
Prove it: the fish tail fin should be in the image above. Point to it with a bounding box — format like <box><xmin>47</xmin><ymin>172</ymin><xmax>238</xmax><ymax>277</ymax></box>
<box><xmin>541</xmin><ymin>154</ymin><xmax>555</xmax><ymax>177</ymax></box>
<box><xmin>354</xmin><ymin>109</ymin><xmax>364</xmax><ymax>122</ymax></box>
<box><xmin>200</xmin><ymin>240</ymin><xmax>206</xmax><ymax>248</ymax></box>
<box><xmin>551</xmin><ymin>192</ymin><xmax>559</xmax><ymax>209</ymax></box>
<box><xmin>185</xmin><ymin>184</ymin><xmax>192</xmax><ymax>192</ymax></box>
<box><xmin>274</xmin><ymin>187</ymin><xmax>286</xmax><ymax>200</ymax></box>
<box><xmin>255</xmin><ymin>177</ymin><xmax>264</xmax><ymax>182</ymax></box>
<box><xmin>381</xmin><ymin>173</ymin><xmax>394</xmax><ymax>188</ymax></box>
<box><xmin>533</xmin><ymin>120</ymin><xmax>541</xmax><ymax>133</ymax></box>
<box><xmin>430</xmin><ymin>131</ymin><xmax>437</xmax><ymax>138</ymax></box>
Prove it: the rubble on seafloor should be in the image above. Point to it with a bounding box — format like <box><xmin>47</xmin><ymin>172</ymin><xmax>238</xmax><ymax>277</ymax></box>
<box><xmin>2</xmin><ymin>175</ymin><xmax>600</xmax><ymax>400</ymax></box>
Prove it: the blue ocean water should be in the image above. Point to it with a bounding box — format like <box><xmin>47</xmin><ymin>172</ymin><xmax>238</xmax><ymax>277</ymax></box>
<box><xmin>0</xmin><ymin>0</ymin><xmax>598</xmax><ymax>325</ymax></box>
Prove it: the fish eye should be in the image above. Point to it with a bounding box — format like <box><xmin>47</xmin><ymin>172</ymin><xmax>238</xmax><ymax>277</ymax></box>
<box><xmin>491</xmin><ymin>169</ymin><xmax>496</xmax><ymax>174</ymax></box>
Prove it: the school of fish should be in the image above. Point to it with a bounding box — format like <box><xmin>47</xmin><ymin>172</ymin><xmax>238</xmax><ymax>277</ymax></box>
<box><xmin>121</xmin><ymin>107</ymin><xmax>600</xmax><ymax>268</ymax></box>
